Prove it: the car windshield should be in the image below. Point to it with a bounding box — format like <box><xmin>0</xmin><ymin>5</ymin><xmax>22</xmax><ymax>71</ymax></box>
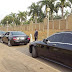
<box><xmin>11</xmin><ymin>31</ymin><xmax>26</xmax><ymax>35</ymax></box>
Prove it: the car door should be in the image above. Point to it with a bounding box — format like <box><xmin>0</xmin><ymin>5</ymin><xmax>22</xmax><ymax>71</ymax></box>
<box><xmin>36</xmin><ymin>34</ymin><xmax>56</xmax><ymax>57</ymax></box>
<box><xmin>2</xmin><ymin>32</ymin><xmax>7</xmax><ymax>43</ymax></box>
<box><xmin>5</xmin><ymin>32</ymin><xmax>10</xmax><ymax>43</ymax></box>
<box><xmin>50</xmin><ymin>33</ymin><xmax>72</xmax><ymax>67</ymax></box>
<box><xmin>3</xmin><ymin>32</ymin><xmax>10</xmax><ymax>43</ymax></box>
<box><xmin>45</xmin><ymin>33</ymin><xmax>64</xmax><ymax>60</ymax></box>
<box><xmin>37</xmin><ymin>33</ymin><xmax>63</xmax><ymax>59</ymax></box>
<box><xmin>36</xmin><ymin>42</ymin><xmax>49</xmax><ymax>57</ymax></box>
<box><xmin>56</xmin><ymin>33</ymin><xmax>72</xmax><ymax>67</ymax></box>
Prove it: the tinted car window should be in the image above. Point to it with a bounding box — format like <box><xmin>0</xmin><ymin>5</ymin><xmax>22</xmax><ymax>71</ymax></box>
<box><xmin>5</xmin><ymin>32</ymin><xmax>10</xmax><ymax>35</ymax></box>
<box><xmin>11</xmin><ymin>31</ymin><xmax>25</xmax><ymax>35</ymax></box>
<box><xmin>62</xmin><ymin>33</ymin><xmax>72</xmax><ymax>43</ymax></box>
<box><xmin>47</xmin><ymin>33</ymin><xmax>64</xmax><ymax>42</ymax></box>
<box><xmin>0</xmin><ymin>31</ymin><xmax>5</xmax><ymax>34</ymax></box>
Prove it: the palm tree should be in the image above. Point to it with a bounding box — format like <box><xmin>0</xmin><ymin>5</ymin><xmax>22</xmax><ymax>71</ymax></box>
<box><xmin>69</xmin><ymin>0</ymin><xmax>72</xmax><ymax>3</ymax></box>
<box><xmin>64</xmin><ymin>10</ymin><xmax>70</xmax><ymax>19</ymax></box>
<box><xmin>17</xmin><ymin>11</ymin><xmax>27</xmax><ymax>24</ymax></box>
<box><xmin>54</xmin><ymin>5</ymin><xmax>59</xmax><ymax>16</ymax></box>
<box><xmin>69</xmin><ymin>0</ymin><xmax>72</xmax><ymax>13</ymax></box>
<box><xmin>9</xmin><ymin>12</ymin><xmax>16</xmax><ymax>24</ymax></box>
<box><xmin>28</xmin><ymin>3</ymin><xmax>42</xmax><ymax>23</ymax></box>
<box><xmin>38</xmin><ymin>0</ymin><xmax>56</xmax><ymax>18</ymax></box>
<box><xmin>56</xmin><ymin>0</ymin><xmax>71</xmax><ymax>19</ymax></box>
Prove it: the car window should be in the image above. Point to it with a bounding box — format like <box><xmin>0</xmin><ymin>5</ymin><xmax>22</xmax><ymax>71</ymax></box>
<box><xmin>62</xmin><ymin>33</ymin><xmax>72</xmax><ymax>43</ymax></box>
<box><xmin>11</xmin><ymin>31</ymin><xmax>25</xmax><ymax>35</ymax></box>
<box><xmin>5</xmin><ymin>32</ymin><xmax>10</xmax><ymax>35</ymax></box>
<box><xmin>0</xmin><ymin>31</ymin><xmax>5</xmax><ymax>34</ymax></box>
<box><xmin>47</xmin><ymin>33</ymin><xmax>64</xmax><ymax>42</ymax></box>
<box><xmin>0</xmin><ymin>31</ymin><xmax>2</xmax><ymax>34</ymax></box>
<box><xmin>2</xmin><ymin>31</ymin><xmax>5</xmax><ymax>34</ymax></box>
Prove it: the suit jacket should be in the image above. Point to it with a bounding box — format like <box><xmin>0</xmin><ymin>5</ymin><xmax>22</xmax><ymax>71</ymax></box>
<box><xmin>34</xmin><ymin>31</ymin><xmax>38</xmax><ymax>37</ymax></box>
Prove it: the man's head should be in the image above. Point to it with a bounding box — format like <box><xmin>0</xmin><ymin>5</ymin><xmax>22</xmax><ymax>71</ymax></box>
<box><xmin>35</xmin><ymin>29</ymin><xmax>38</xmax><ymax>31</ymax></box>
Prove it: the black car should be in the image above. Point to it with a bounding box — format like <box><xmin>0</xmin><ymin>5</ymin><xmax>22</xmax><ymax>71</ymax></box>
<box><xmin>1</xmin><ymin>31</ymin><xmax>30</xmax><ymax>46</ymax></box>
<box><xmin>0</xmin><ymin>31</ymin><xmax>6</xmax><ymax>42</ymax></box>
<box><xmin>29</xmin><ymin>31</ymin><xmax>72</xmax><ymax>68</ymax></box>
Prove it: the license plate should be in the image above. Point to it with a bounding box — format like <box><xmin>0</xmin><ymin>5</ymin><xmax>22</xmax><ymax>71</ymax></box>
<box><xmin>20</xmin><ymin>37</ymin><xmax>24</xmax><ymax>40</ymax></box>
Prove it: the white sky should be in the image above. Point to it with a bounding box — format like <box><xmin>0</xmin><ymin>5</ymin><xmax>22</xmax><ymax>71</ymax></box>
<box><xmin>0</xmin><ymin>0</ymin><xmax>41</xmax><ymax>21</ymax></box>
<box><xmin>0</xmin><ymin>0</ymin><xmax>71</xmax><ymax>21</ymax></box>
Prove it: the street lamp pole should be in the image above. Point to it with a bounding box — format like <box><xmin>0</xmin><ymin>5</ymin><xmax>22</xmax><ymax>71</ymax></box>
<box><xmin>7</xmin><ymin>21</ymin><xmax>8</xmax><ymax>31</ymax></box>
<box><xmin>47</xmin><ymin>8</ymin><xmax>50</xmax><ymax>37</ymax></box>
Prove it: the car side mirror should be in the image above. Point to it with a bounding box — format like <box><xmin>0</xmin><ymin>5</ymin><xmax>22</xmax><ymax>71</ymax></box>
<box><xmin>43</xmin><ymin>39</ymin><xmax>48</xmax><ymax>44</ymax></box>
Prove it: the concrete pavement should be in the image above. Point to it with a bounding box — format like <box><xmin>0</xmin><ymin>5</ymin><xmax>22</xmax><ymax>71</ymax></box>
<box><xmin>0</xmin><ymin>43</ymin><xmax>63</xmax><ymax>72</ymax></box>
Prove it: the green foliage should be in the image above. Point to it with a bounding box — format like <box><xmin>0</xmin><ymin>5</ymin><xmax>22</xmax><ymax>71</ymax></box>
<box><xmin>56</xmin><ymin>0</ymin><xmax>71</xmax><ymax>18</ymax></box>
<box><xmin>28</xmin><ymin>2</ymin><xmax>45</xmax><ymax>23</ymax></box>
<box><xmin>37</xmin><ymin>12</ymin><xmax>45</xmax><ymax>22</ymax></box>
<box><xmin>38</xmin><ymin>0</ymin><xmax>56</xmax><ymax>18</ymax></box>
<box><xmin>64</xmin><ymin>10</ymin><xmax>70</xmax><ymax>18</ymax></box>
<box><xmin>23</xmin><ymin>20</ymin><xmax>30</xmax><ymax>24</ymax></box>
<box><xmin>18</xmin><ymin>11</ymin><xmax>27</xmax><ymax>22</ymax></box>
<box><xmin>1</xmin><ymin>11</ymin><xmax>27</xmax><ymax>25</ymax></box>
<box><xmin>1</xmin><ymin>15</ymin><xmax>20</xmax><ymax>25</ymax></box>
<box><xmin>53</xmin><ymin>15</ymin><xmax>62</xmax><ymax>20</ymax></box>
<box><xmin>14</xmin><ymin>18</ymin><xmax>20</xmax><ymax>25</ymax></box>
<box><xmin>28</xmin><ymin>3</ymin><xmax>42</xmax><ymax>18</ymax></box>
<box><xmin>1</xmin><ymin>15</ymin><xmax>13</xmax><ymax>24</ymax></box>
<box><xmin>69</xmin><ymin>0</ymin><xmax>72</xmax><ymax>3</ymax></box>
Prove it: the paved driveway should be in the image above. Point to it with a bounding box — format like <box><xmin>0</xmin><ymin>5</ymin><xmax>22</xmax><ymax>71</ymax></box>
<box><xmin>14</xmin><ymin>44</ymin><xmax>72</xmax><ymax>72</ymax></box>
<box><xmin>0</xmin><ymin>43</ymin><xmax>72</xmax><ymax>72</ymax></box>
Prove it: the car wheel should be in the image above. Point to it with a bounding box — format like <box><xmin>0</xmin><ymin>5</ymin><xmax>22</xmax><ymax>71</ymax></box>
<box><xmin>32</xmin><ymin>46</ymin><xmax>38</xmax><ymax>58</ymax></box>
<box><xmin>8</xmin><ymin>40</ymin><xmax>12</xmax><ymax>47</ymax></box>
<box><xmin>0</xmin><ymin>38</ymin><xmax>3</xmax><ymax>43</ymax></box>
<box><xmin>24</xmin><ymin>43</ymin><xmax>27</xmax><ymax>45</ymax></box>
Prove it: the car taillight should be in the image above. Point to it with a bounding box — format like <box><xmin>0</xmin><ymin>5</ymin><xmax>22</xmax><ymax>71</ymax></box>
<box><xmin>13</xmin><ymin>37</ymin><xmax>17</xmax><ymax>40</ymax></box>
<box><xmin>27</xmin><ymin>37</ymin><xmax>30</xmax><ymax>40</ymax></box>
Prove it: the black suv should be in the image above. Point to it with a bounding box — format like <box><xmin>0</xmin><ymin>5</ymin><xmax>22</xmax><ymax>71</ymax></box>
<box><xmin>29</xmin><ymin>31</ymin><xmax>72</xmax><ymax>68</ymax></box>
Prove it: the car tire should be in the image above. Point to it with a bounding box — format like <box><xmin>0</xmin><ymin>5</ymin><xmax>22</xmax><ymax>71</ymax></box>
<box><xmin>0</xmin><ymin>38</ymin><xmax>3</xmax><ymax>43</ymax></box>
<box><xmin>24</xmin><ymin>43</ymin><xmax>27</xmax><ymax>45</ymax></box>
<box><xmin>32</xmin><ymin>46</ymin><xmax>38</xmax><ymax>58</ymax></box>
<box><xmin>8</xmin><ymin>40</ymin><xmax>12</xmax><ymax>47</ymax></box>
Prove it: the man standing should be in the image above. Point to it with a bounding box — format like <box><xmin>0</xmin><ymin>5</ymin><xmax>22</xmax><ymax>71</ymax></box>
<box><xmin>34</xmin><ymin>29</ymin><xmax>38</xmax><ymax>41</ymax></box>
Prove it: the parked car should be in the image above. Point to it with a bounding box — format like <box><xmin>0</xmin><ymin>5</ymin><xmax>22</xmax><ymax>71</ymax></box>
<box><xmin>0</xmin><ymin>31</ymin><xmax>6</xmax><ymax>42</ymax></box>
<box><xmin>1</xmin><ymin>31</ymin><xmax>30</xmax><ymax>46</ymax></box>
<box><xmin>29</xmin><ymin>31</ymin><xmax>72</xmax><ymax>68</ymax></box>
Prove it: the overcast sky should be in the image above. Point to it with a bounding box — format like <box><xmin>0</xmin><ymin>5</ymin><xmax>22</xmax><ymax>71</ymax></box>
<box><xmin>0</xmin><ymin>0</ymin><xmax>41</xmax><ymax>21</ymax></box>
<box><xmin>0</xmin><ymin>0</ymin><xmax>71</xmax><ymax>21</ymax></box>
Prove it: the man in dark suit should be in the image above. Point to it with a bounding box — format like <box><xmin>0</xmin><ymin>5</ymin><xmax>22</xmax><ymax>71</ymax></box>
<box><xmin>34</xmin><ymin>29</ymin><xmax>38</xmax><ymax>41</ymax></box>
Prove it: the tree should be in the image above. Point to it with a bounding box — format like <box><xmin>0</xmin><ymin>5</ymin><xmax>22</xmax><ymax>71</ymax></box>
<box><xmin>1</xmin><ymin>15</ymin><xmax>13</xmax><ymax>25</ymax></box>
<box><xmin>9</xmin><ymin>12</ymin><xmax>16</xmax><ymax>24</ymax></box>
<box><xmin>1</xmin><ymin>13</ymin><xmax>20</xmax><ymax>25</ymax></box>
<box><xmin>64</xmin><ymin>10</ymin><xmax>70</xmax><ymax>19</ymax></box>
<box><xmin>56</xmin><ymin>0</ymin><xmax>71</xmax><ymax>19</ymax></box>
<box><xmin>17</xmin><ymin>11</ymin><xmax>27</xmax><ymax>24</ymax></box>
<box><xmin>69</xmin><ymin>0</ymin><xmax>72</xmax><ymax>3</ymax></box>
<box><xmin>28</xmin><ymin>3</ymin><xmax>43</xmax><ymax>23</ymax></box>
<box><xmin>38</xmin><ymin>0</ymin><xmax>56</xmax><ymax>18</ymax></box>
<box><xmin>54</xmin><ymin>5</ymin><xmax>59</xmax><ymax>16</ymax></box>
<box><xmin>69</xmin><ymin>0</ymin><xmax>72</xmax><ymax>13</ymax></box>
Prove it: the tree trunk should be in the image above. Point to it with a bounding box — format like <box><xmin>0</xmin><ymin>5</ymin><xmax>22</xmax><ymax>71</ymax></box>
<box><xmin>46</xmin><ymin>5</ymin><xmax>47</xmax><ymax>18</ymax></box>
<box><xmin>34</xmin><ymin>16</ymin><xmax>37</xmax><ymax>24</ymax></box>
<box><xmin>51</xmin><ymin>12</ymin><xmax>53</xmax><ymax>20</ymax></box>
<box><xmin>62</xmin><ymin>6</ymin><xmax>64</xmax><ymax>19</ymax></box>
